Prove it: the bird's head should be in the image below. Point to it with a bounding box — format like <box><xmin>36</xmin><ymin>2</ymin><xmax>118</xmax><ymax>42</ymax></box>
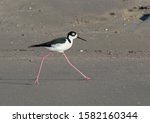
<box><xmin>67</xmin><ymin>31</ymin><xmax>87</xmax><ymax>42</ymax></box>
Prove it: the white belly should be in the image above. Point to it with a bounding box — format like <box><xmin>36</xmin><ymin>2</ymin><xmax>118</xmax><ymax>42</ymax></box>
<box><xmin>46</xmin><ymin>39</ymin><xmax>73</xmax><ymax>53</ymax></box>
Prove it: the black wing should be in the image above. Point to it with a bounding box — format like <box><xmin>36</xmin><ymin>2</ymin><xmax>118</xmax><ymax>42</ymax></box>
<box><xmin>29</xmin><ymin>37</ymin><xmax>66</xmax><ymax>48</ymax></box>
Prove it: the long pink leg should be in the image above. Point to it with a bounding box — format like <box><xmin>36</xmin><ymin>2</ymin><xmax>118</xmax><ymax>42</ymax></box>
<box><xmin>62</xmin><ymin>53</ymin><xmax>91</xmax><ymax>80</ymax></box>
<box><xmin>34</xmin><ymin>52</ymin><xmax>51</xmax><ymax>84</ymax></box>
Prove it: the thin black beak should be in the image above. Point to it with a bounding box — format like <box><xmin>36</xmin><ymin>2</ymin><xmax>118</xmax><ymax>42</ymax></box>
<box><xmin>77</xmin><ymin>36</ymin><xmax>87</xmax><ymax>42</ymax></box>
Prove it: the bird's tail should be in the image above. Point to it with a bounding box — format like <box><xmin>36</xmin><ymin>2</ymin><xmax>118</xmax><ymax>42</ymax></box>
<box><xmin>28</xmin><ymin>44</ymin><xmax>43</xmax><ymax>48</ymax></box>
<box><xmin>28</xmin><ymin>41</ymin><xmax>51</xmax><ymax>48</ymax></box>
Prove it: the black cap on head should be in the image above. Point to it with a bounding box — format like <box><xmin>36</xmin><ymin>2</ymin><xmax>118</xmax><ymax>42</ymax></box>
<box><xmin>67</xmin><ymin>31</ymin><xmax>77</xmax><ymax>37</ymax></box>
<box><xmin>67</xmin><ymin>31</ymin><xmax>87</xmax><ymax>42</ymax></box>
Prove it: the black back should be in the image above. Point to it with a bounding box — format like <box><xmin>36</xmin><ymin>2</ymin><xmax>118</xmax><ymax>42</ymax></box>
<box><xmin>29</xmin><ymin>37</ymin><xmax>66</xmax><ymax>48</ymax></box>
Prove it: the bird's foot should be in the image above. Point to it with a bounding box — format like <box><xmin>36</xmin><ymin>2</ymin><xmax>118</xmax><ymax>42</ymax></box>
<box><xmin>84</xmin><ymin>76</ymin><xmax>91</xmax><ymax>80</ymax></box>
<box><xmin>34</xmin><ymin>78</ymin><xmax>39</xmax><ymax>85</ymax></box>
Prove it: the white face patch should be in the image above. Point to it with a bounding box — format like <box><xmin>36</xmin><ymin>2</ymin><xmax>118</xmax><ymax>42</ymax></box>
<box><xmin>71</xmin><ymin>32</ymin><xmax>76</xmax><ymax>36</ymax></box>
<box><xmin>67</xmin><ymin>31</ymin><xmax>77</xmax><ymax>40</ymax></box>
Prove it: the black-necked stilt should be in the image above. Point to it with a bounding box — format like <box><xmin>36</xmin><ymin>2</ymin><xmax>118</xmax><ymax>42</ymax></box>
<box><xmin>29</xmin><ymin>31</ymin><xmax>91</xmax><ymax>84</ymax></box>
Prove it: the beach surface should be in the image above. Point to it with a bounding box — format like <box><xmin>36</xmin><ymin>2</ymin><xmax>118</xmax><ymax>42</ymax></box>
<box><xmin>0</xmin><ymin>0</ymin><xmax>150</xmax><ymax>105</ymax></box>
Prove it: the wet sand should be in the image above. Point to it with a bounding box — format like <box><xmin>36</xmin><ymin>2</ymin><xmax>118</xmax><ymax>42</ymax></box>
<box><xmin>0</xmin><ymin>0</ymin><xmax>150</xmax><ymax>105</ymax></box>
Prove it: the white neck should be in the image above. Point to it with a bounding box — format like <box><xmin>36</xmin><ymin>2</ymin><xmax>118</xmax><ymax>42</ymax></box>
<box><xmin>67</xmin><ymin>35</ymin><xmax>75</xmax><ymax>43</ymax></box>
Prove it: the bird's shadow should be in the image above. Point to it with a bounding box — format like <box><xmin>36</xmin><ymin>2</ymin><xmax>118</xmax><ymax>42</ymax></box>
<box><xmin>0</xmin><ymin>78</ymin><xmax>87</xmax><ymax>86</ymax></box>
<box><xmin>0</xmin><ymin>79</ymin><xmax>33</xmax><ymax>86</ymax></box>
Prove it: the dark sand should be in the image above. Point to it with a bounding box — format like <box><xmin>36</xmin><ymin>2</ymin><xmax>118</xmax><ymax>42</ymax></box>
<box><xmin>0</xmin><ymin>0</ymin><xmax>150</xmax><ymax>105</ymax></box>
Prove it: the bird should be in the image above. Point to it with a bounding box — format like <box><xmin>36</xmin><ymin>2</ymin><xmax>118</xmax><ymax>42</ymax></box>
<box><xmin>29</xmin><ymin>31</ymin><xmax>91</xmax><ymax>84</ymax></box>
